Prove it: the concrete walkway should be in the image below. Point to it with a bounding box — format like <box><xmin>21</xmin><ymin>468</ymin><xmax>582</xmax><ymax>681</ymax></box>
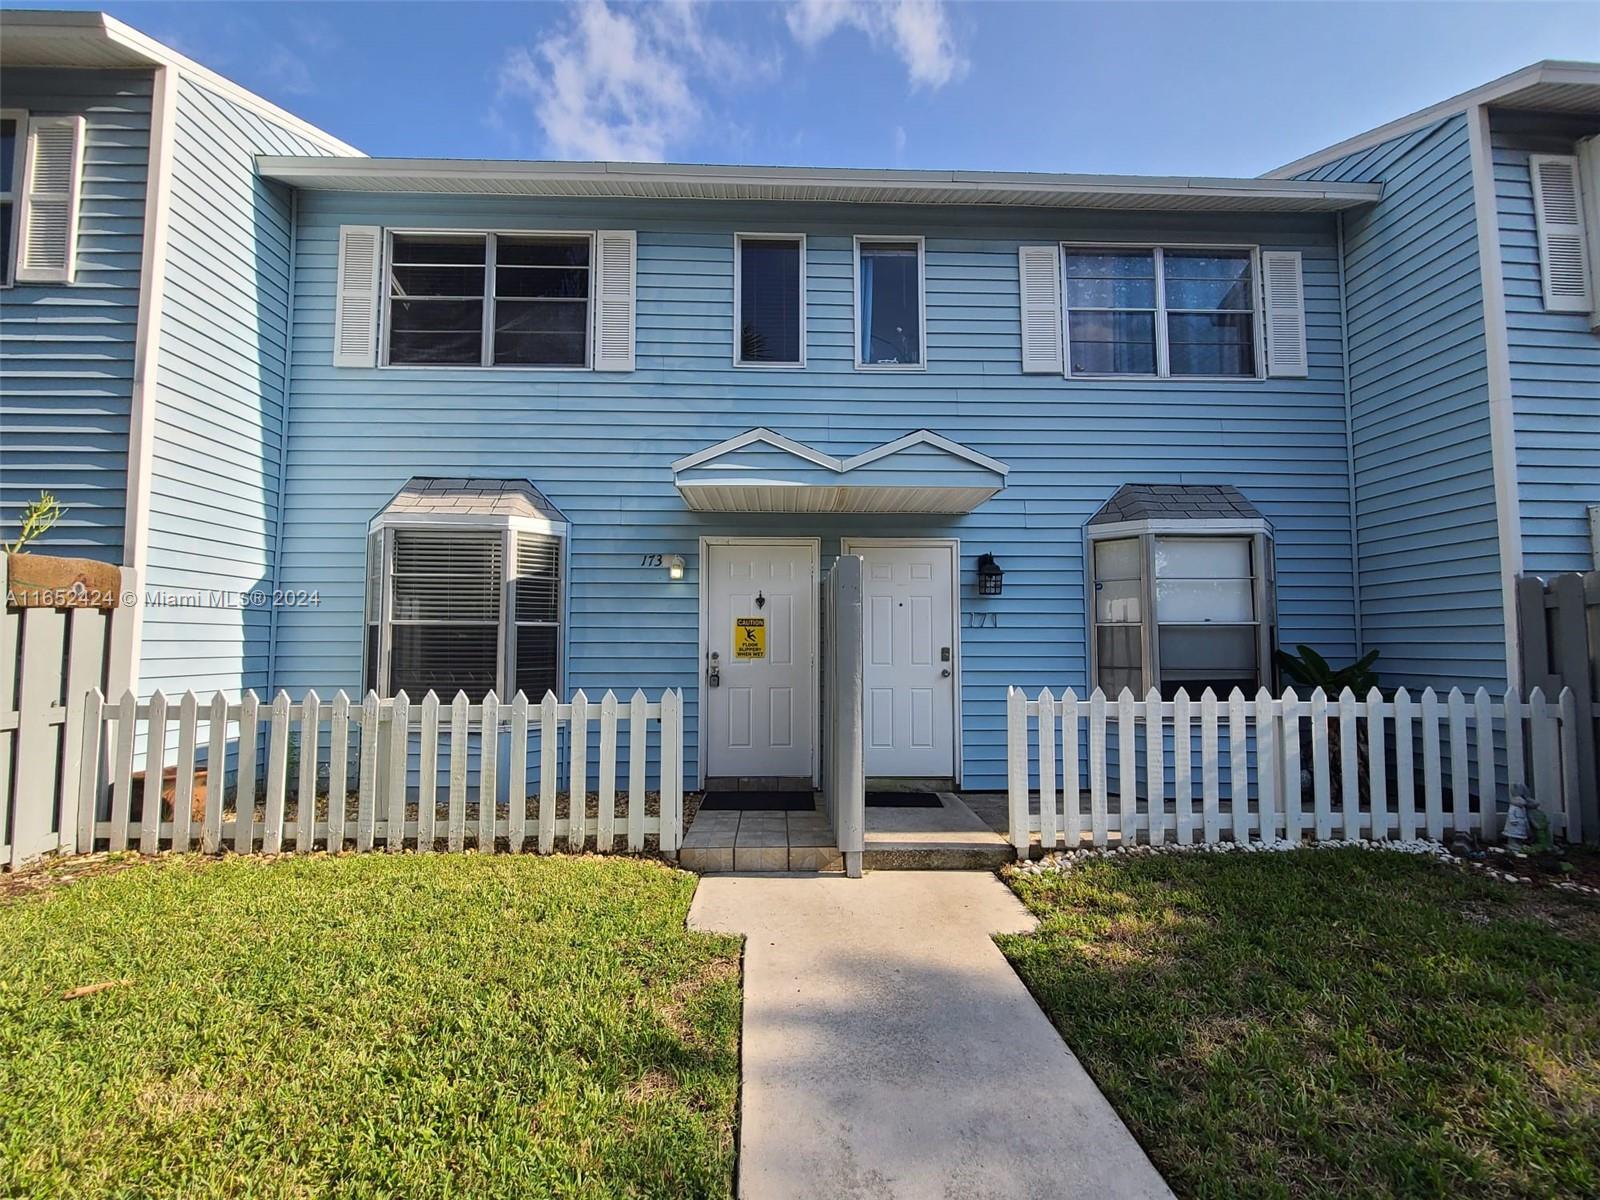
<box><xmin>689</xmin><ymin>872</ymin><xmax>1174</xmax><ymax>1200</ymax></box>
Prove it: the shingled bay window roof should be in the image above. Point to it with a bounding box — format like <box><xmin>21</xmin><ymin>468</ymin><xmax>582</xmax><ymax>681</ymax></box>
<box><xmin>374</xmin><ymin>477</ymin><xmax>568</xmax><ymax>530</ymax></box>
<box><xmin>1088</xmin><ymin>483</ymin><xmax>1265</xmax><ymax>526</ymax></box>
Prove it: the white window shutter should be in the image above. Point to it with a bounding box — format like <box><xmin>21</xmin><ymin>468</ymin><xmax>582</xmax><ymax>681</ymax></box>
<box><xmin>1580</xmin><ymin>138</ymin><xmax>1600</xmax><ymax>330</ymax></box>
<box><xmin>1531</xmin><ymin>153</ymin><xmax>1592</xmax><ymax>315</ymax></box>
<box><xmin>1018</xmin><ymin>244</ymin><xmax>1063</xmax><ymax>374</ymax></box>
<box><xmin>592</xmin><ymin>230</ymin><xmax>636</xmax><ymax>371</ymax></box>
<box><xmin>15</xmin><ymin>116</ymin><xmax>85</xmax><ymax>284</ymax></box>
<box><xmin>1261</xmin><ymin>250</ymin><xmax>1308</xmax><ymax>378</ymax></box>
<box><xmin>333</xmin><ymin>225</ymin><xmax>382</xmax><ymax>367</ymax></box>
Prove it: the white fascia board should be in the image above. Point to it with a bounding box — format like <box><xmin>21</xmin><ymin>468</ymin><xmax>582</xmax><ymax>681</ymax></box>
<box><xmin>366</xmin><ymin>511</ymin><xmax>569</xmax><ymax>537</ymax></box>
<box><xmin>841</xmin><ymin>429</ymin><xmax>1010</xmax><ymax>476</ymax></box>
<box><xmin>1087</xmin><ymin>518</ymin><xmax>1273</xmax><ymax>539</ymax></box>
<box><xmin>1266</xmin><ymin>60</ymin><xmax>1600</xmax><ymax>179</ymax></box>
<box><xmin>256</xmin><ymin>155</ymin><xmax>1383</xmax><ymax>208</ymax></box>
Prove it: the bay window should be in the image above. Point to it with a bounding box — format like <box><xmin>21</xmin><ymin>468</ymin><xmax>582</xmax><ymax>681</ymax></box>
<box><xmin>1087</xmin><ymin>488</ymin><xmax>1276</xmax><ymax>698</ymax></box>
<box><xmin>364</xmin><ymin>479</ymin><xmax>567</xmax><ymax>701</ymax></box>
<box><xmin>1064</xmin><ymin>245</ymin><xmax>1260</xmax><ymax>379</ymax></box>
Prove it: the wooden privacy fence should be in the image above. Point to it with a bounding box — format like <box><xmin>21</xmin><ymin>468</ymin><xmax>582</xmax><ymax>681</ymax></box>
<box><xmin>1006</xmin><ymin>685</ymin><xmax>1581</xmax><ymax>855</ymax></box>
<box><xmin>74</xmin><ymin>688</ymin><xmax>684</xmax><ymax>857</ymax></box>
<box><xmin>1</xmin><ymin>556</ymin><xmax>137</xmax><ymax>868</ymax></box>
<box><xmin>1517</xmin><ymin>571</ymin><xmax>1599</xmax><ymax>843</ymax></box>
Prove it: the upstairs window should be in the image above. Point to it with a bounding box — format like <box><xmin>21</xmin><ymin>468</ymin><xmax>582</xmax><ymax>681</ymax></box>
<box><xmin>736</xmin><ymin>234</ymin><xmax>804</xmax><ymax>365</ymax></box>
<box><xmin>856</xmin><ymin>237</ymin><xmax>924</xmax><ymax>367</ymax></box>
<box><xmin>0</xmin><ymin>111</ymin><xmax>26</xmax><ymax>286</ymax></box>
<box><xmin>1064</xmin><ymin>246</ymin><xmax>1260</xmax><ymax>379</ymax></box>
<box><xmin>385</xmin><ymin>232</ymin><xmax>591</xmax><ymax>367</ymax></box>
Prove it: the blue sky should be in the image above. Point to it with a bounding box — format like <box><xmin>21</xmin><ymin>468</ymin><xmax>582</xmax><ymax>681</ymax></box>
<box><xmin>19</xmin><ymin>1</ymin><xmax>1600</xmax><ymax>174</ymax></box>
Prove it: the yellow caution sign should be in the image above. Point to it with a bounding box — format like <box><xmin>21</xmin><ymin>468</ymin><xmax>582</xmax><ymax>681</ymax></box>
<box><xmin>734</xmin><ymin>616</ymin><xmax>766</xmax><ymax>659</ymax></box>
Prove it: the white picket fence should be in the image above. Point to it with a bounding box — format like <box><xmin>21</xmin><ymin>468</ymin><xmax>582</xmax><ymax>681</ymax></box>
<box><xmin>1006</xmin><ymin>685</ymin><xmax>1582</xmax><ymax>855</ymax></box>
<box><xmin>74</xmin><ymin>688</ymin><xmax>684</xmax><ymax>857</ymax></box>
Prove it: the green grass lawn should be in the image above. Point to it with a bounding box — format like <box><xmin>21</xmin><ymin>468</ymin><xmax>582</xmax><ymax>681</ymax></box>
<box><xmin>0</xmin><ymin>853</ymin><xmax>741</xmax><ymax>1199</ymax></box>
<box><xmin>1001</xmin><ymin>849</ymin><xmax>1600</xmax><ymax>1200</ymax></box>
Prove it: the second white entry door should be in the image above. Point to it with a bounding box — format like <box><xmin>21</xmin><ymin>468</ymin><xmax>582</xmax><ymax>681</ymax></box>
<box><xmin>849</xmin><ymin>541</ymin><xmax>957</xmax><ymax>778</ymax></box>
<box><xmin>704</xmin><ymin>541</ymin><xmax>817</xmax><ymax>780</ymax></box>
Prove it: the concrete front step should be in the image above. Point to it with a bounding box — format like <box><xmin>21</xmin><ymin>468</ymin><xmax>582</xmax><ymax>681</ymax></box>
<box><xmin>862</xmin><ymin>843</ymin><xmax>1015</xmax><ymax>871</ymax></box>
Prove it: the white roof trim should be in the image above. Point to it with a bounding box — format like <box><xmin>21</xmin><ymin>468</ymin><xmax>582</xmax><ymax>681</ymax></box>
<box><xmin>841</xmin><ymin>429</ymin><xmax>1010</xmax><ymax>476</ymax></box>
<box><xmin>366</xmin><ymin>511</ymin><xmax>568</xmax><ymax>537</ymax></box>
<box><xmin>1</xmin><ymin>10</ymin><xmax>361</xmax><ymax>157</ymax></box>
<box><xmin>1266</xmin><ymin>59</ymin><xmax>1600</xmax><ymax>179</ymax></box>
<box><xmin>670</xmin><ymin>428</ymin><xmax>839</xmax><ymax>473</ymax></box>
<box><xmin>671</xmin><ymin>428</ymin><xmax>1009</xmax><ymax>477</ymax></box>
<box><xmin>1087</xmin><ymin>518</ymin><xmax>1271</xmax><ymax>538</ymax></box>
<box><xmin>256</xmin><ymin>155</ymin><xmax>1382</xmax><ymax>211</ymax></box>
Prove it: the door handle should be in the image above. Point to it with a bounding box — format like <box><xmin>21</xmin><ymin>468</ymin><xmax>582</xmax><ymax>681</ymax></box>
<box><xmin>940</xmin><ymin>668</ymin><xmax>951</xmax><ymax>678</ymax></box>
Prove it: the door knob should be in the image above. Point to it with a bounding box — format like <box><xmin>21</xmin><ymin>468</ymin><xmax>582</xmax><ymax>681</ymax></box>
<box><xmin>941</xmin><ymin>668</ymin><xmax>951</xmax><ymax>678</ymax></box>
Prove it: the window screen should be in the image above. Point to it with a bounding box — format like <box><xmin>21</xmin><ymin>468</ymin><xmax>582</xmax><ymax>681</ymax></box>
<box><xmin>387</xmin><ymin>233</ymin><xmax>591</xmax><ymax>367</ymax></box>
<box><xmin>513</xmin><ymin>533</ymin><xmax>562</xmax><ymax>699</ymax></box>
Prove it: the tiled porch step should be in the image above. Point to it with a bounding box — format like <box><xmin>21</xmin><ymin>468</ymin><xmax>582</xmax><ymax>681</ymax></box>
<box><xmin>681</xmin><ymin>845</ymin><xmax>845</xmax><ymax>873</ymax></box>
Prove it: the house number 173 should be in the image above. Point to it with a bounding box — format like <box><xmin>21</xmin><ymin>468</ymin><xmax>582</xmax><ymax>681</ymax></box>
<box><xmin>640</xmin><ymin>554</ymin><xmax>663</xmax><ymax>567</ymax></box>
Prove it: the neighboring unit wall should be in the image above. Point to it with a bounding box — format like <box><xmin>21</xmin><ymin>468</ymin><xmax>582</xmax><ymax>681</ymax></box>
<box><xmin>138</xmin><ymin>76</ymin><xmax>337</xmax><ymax>698</ymax></box>
<box><xmin>273</xmin><ymin>197</ymin><xmax>1359</xmax><ymax>789</ymax></box>
<box><xmin>0</xmin><ymin>69</ymin><xmax>151</xmax><ymax>560</ymax></box>
<box><xmin>1489</xmin><ymin>109</ymin><xmax>1600</xmax><ymax>577</ymax></box>
<box><xmin>1300</xmin><ymin>115</ymin><xmax>1506</xmax><ymax>689</ymax></box>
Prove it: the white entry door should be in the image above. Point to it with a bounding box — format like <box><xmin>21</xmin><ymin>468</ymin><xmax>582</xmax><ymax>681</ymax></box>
<box><xmin>847</xmin><ymin>540</ymin><xmax>958</xmax><ymax>778</ymax></box>
<box><xmin>704</xmin><ymin>541</ymin><xmax>817</xmax><ymax>780</ymax></box>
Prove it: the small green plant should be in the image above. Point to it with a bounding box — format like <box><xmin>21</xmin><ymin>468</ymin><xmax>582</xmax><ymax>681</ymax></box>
<box><xmin>1276</xmin><ymin>644</ymin><xmax>1381</xmax><ymax>694</ymax></box>
<box><xmin>3</xmin><ymin>491</ymin><xmax>65</xmax><ymax>554</ymax></box>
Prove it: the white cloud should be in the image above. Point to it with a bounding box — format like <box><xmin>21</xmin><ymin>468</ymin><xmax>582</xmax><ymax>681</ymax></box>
<box><xmin>785</xmin><ymin>0</ymin><xmax>966</xmax><ymax>89</ymax></box>
<box><xmin>499</xmin><ymin>1</ymin><xmax>781</xmax><ymax>162</ymax></box>
<box><xmin>501</xmin><ymin>2</ymin><xmax>697</xmax><ymax>161</ymax></box>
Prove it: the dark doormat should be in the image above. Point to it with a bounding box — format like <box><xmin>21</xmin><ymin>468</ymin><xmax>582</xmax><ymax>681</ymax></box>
<box><xmin>698</xmin><ymin>791</ymin><xmax>816</xmax><ymax>812</ymax></box>
<box><xmin>866</xmin><ymin>791</ymin><xmax>944</xmax><ymax>808</ymax></box>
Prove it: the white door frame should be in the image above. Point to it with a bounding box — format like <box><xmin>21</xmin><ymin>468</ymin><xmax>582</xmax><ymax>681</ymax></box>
<box><xmin>840</xmin><ymin>537</ymin><xmax>962</xmax><ymax>786</ymax></box>
<box><xmin>697</xmin><ymin>536</ymin><xmax>822</xmax><ymax>789</ymax></box>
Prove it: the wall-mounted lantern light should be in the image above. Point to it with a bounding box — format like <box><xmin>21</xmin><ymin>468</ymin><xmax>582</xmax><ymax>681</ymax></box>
<box><xmin>667</xmin><ymin>553</ymin><xmax>685</xmax><ymax>581</ymax></box>
<box><xmin>976</xmin><ymin>553</ymin><xmax>1004</xmax><ymax>596</ymax></box>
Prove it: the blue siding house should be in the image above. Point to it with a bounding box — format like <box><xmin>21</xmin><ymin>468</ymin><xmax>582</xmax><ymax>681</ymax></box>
<box><xmin>0</xmin><ymin>10</ymin><xmax>358</xmax><ymax>699</ymax></box>
<box><xmin>3</xmin><ymin>13</ymin><xmax>1596</xmax><ymax>793</ymax></box>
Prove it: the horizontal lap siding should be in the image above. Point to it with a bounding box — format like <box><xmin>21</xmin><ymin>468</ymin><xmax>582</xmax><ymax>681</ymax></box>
<box><xmin>1305</xmin><ymin>117</ymin><xmax>1506</xmax><ymax>690</ymax></box>
<box><xmin>0</xmin><ymin>69</ymin><xmax>151</xmax><ymax>560</ymax></box>
<box><xmin>1490</xmin><ymin>116</ymin><xmax>1600</xmax><ymax>577</ymax></box>
<box><xmin>140</xmin><ymin>78</ymin><xmax>333</xmax><ymax>699</ymax></box>
<box><xmin>276</xmin><ymin>197</ymin><xmax>1355</xmax><ymax>790</ymax></box>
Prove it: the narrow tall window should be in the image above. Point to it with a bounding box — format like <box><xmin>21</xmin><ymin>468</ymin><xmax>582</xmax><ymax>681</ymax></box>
<box><xmin>857</xmin><ymin>239</ymin><xmax>923</xmax><ymax>367</ymax></box>
<box><xmin>737</xmin><ymin>235</ymin><xmax>803</xmax><ymax>365</ymax></box>
<box><xmin>0</xmin><ymin>112</ymin><xmax>27</xmax><ymax>286</ymax></box>
<box><xmin>513</xmin><ymin>534</ymin><xmax>562</xmax><ymax>699</ymax></box>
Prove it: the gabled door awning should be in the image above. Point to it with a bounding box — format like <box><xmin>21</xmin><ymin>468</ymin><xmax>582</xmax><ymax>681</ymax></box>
<box><xmin>670</xmin><ymin>429</ymin><xmax>1008</xmax><ymax>514</ymax></box>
